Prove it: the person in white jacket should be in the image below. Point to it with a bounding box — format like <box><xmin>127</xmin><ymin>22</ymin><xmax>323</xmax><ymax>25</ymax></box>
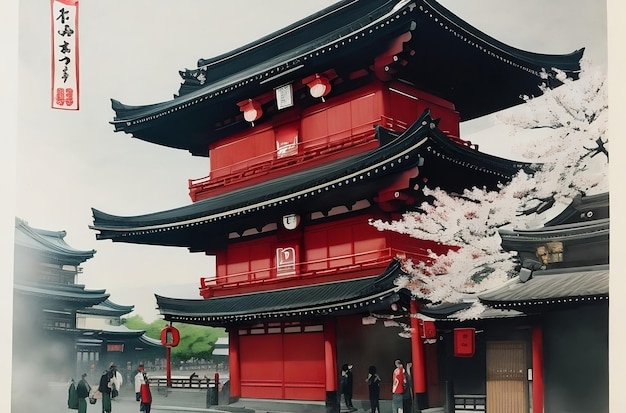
<box><xmin>134</xmin><ymin>363</ymin><xmax>146</xmax><ymax>400</ymax></box>
<box><xmin>135</xmin><ymin>363</ymin><xmax>152</xmax><ymax>413</ymax></box>
<box><xmin>109</xmin><ymin>363</ymin><xmax>124</xmax><ymax>400</ymax></box>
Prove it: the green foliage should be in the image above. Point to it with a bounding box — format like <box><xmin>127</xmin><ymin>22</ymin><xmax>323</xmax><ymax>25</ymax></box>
<box><xmin>123</xmin><ymin>315</ymin><xmax>226</xmax><ymax>363</ymax></box>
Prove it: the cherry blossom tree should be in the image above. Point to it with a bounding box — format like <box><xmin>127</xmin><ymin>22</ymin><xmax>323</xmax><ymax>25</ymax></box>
<box><xmin>371</xmin><ymin>61</ymin><xmax>608</xmax><ymax>320</ymax></box>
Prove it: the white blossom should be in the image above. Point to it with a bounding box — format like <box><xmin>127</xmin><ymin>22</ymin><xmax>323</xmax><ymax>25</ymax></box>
<box><xmin>371</xmin><ymin>64</ymin><xmax>608</xmax><ymax>321</ymax></box>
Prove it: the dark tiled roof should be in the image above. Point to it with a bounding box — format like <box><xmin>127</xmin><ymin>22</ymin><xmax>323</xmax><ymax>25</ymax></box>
<box><xmin>156</xmin><ymin>258</ymin><xmax>410</xmax><ymax>326</ymax></box>
<box><xmin>478</xmin><ymin>265</ymin><xmax>609</xmax><ymax>309</ymax></box>
<box><xmin>544</xmin><ymin>192</ymin><xmax>609</xmax><ymax>226</ymax></box>
<box><xmin>91</xmin><ymin>111</ymin><xmax>526</xmax><ymax>249</ymax></box>
<box><xmin>15</xmin><ymin>217</ymin><xmax>96</xmax><ymax>265</ymax></box>
<box><xmin>13</xmin><ymin>281</ymin><xmax>109</xmax><ymax>307</ymax></box>
<box><xmin>110</xmin><ymin>0</ymin><xmax>583</xmax><ymax>154</ymax></box>
<box><xmin>77</xmin><ymin>299</ymin><xmax>135</xmax><ymax>317</ymax></box>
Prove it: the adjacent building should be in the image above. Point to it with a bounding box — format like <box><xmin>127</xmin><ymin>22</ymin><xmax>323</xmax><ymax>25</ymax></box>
<box><xmin>12</xmin><ymin>218</ymin><xmax>162</xmax><ymax>384</ymax></box>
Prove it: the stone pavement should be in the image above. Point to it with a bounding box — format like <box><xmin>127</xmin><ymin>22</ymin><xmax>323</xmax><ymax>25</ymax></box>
<box><xmin>16</xmin><ymin>382</ymin><xmax>235</xmax><ymax>413</ymax></box>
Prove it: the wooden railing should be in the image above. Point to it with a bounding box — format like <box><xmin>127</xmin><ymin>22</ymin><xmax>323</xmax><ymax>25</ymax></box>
<box><xmin>187</xmin><ymin>116</ymin><xmax>410</xmax><ymax>200</ymax></box>
<box><xmin>151</xmin><ymin>375</ymin><xmax>219</xmax><ymax>390</ymax></box>
<box><xmin>200</xmin><ymin>248</ymin><xmax>432</xmax><ymax>293</ymax></box>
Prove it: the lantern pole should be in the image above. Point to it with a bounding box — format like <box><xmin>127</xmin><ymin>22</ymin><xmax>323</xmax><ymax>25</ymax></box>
<box><xmin>166</xmin><ymin>346</ymin><xmax>172</xmax><ymax>387</ymax></box>
<box><xmin>160</xmin><ymin>322</ymin><xmax>180</xmax><ymax>388</ymax></box>
<box><xmin>166</xmin><ymin>321</ymin><xmax>172</xmax><ymax>387</ymax></box>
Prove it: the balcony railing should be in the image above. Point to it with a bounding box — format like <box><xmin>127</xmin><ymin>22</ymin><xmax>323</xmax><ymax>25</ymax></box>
<box><xmin>188</xmin><ymin>116</ymin><xmax>409</xmax><ymax>201</ymax></box>
<box><xmin>200</xmin><ymin>248</ymin><xmax>432</xmax><ymax>294</ymax></box>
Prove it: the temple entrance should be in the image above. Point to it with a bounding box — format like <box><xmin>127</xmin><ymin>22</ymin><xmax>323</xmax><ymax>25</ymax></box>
<box><xmin>486</xmin><ymin>341</ymin><xmax>528</xmax><ymax>413</ymax></box>
<box><xmin>239</xmin><ymin>328</ymin><xmax>326</xmax><ymax>400</ymax></box>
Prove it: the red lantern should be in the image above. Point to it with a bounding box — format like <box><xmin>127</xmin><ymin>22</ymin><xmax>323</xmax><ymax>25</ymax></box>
<box><xmin>160</xmin><ymin>326</ymin><xmax>180</xmax><ymax>348</ymax></box>
<box><xmin>453</xmin><ymin>328</ymin><xmax>475</xmax><ymax>357</ymax></box>
<box><xmin>306</xmin><ymin>75</ymin><xmax>331</xmax><ymax>99</ymax></box>
<box><xmin>237</xmin><ymin>99</ymin><xmax>262</xmax><ymax>123</ymax></box>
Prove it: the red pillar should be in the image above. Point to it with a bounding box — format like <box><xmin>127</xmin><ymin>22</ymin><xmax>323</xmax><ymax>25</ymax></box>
<box><xmin>410</xmin><ymin>298</ymin><xmax>427</xmax><ymax>393</ymax></box>
<box><xmin>532</xmin><ymin>326</ymin><xmax>544</xmax><ymax>413</ymax></box>
<box><xmin>229</xmin><ymin>328</ymin><xmax>241</xmax><ymax>399</ymax></box>
<box><xmin>324</xmin><ymin>319</ymin><xmax>339</xmax><ymax>412</ymax></box>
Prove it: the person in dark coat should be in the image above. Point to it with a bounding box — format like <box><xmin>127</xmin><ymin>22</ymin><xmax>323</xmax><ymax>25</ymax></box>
<box><xmin>366</xmin><ymin>365</ymin><xmax>381</xmax><ymax>413</ymax></box>
<box><xmin>98</xmin><ymin>369</ymin><xmax>112</xmax><ymax>413</ymax></box>
<box><xmin>67</xmin><ymin>378</ymin><xmax>78</xmax><ymax>410</ymax></box>
<box><xmin>340</xmin><ymin>363</ymin><xmax>355</xmax><ymax>410</ymax></box>
<box><xmin>76</xmin><ymin>373</ymin><xmax>91</xmax><ymax>413</ymax></box>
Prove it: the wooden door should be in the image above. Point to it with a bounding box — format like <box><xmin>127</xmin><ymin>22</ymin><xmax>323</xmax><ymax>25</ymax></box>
<box><xmin>486</xmin><ymin>341</ymin><xmax>528</xmax><ymax>413</ymax></box>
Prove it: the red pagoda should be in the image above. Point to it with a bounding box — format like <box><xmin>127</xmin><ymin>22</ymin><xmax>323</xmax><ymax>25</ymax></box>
<box><xmin>90</xmin><ymin>1</ymin><xmax>583</xmax><ymax>411</ymax></box>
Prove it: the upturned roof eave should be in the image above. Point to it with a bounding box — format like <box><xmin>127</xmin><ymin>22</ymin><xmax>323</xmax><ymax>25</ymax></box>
<box><xmin>478</xmin><ymin>264</ymin><xmax>609</xmax><ymax>309</ymax></box>
<box><xmin>90</xmin><ymin>111</ymin><xmax>527</xmax><ymax>246</ymax></box>
<box><xmin>499</xmin><ymin>218</ymin><xmax>610</xmax><ymax>251</ymax></box>
<box><xmin>15</xmin><ymin>218</ymin><xmax>96</xmax><ymax>263</ymax></box>
<box><xmin>155</xmin><ymin>258</ymin><xmax>408</xmax><ymax>325</ymax></box>
<box><xmin>109</xmin><ymin>0</ymin><xmax>414</xmax><ymax>128</ymax></box>
<box><xmin>108</xmin><ymin>0</ymin><xmax>584</xmax><ymax>150</ymax></box>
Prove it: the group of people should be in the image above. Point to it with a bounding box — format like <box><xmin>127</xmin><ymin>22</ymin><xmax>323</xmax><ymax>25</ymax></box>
<box><xmin>339</xmin><ymin>359</ymin><xmax>412</xmax><ymax>413</ymax></box>
<box><xmin>67</xmin><ymin>362</ymin><xmax>152</xmax><ymax>413</ymax></box>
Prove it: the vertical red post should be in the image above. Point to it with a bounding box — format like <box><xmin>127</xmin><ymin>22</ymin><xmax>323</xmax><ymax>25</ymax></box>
<box><xmin>166</xmin><ymin>347</ymin><xmax>172</xmax><ymax>387</ymax></box>
<box><xmin>410</xmin><ymin>298</ymin><xmax>427</xmax><ymax>393</ymax></box>
<box><xmin>324</xmin><ymin>319</ymin><xmax>338</xmax><ymax>392</ymax></box>
<box><xmin>323</xmin><ymin>318</ymin><xmax>339</xmax><ymax>412</ymax></box>
<box><xmin>532</xmin><ymin>326</ymin><xmax>544</xmax><ymax>413</ymax></box>
<box><xmin>229</xmin><ymin>329</ymin><xmax>241</xmax><ymax>398</ymax></box>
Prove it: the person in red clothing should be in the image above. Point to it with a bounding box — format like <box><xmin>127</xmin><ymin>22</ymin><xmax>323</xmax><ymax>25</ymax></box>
<box><xmin>391</xmin><ymin>359</ymin><xmax>406</xmax><ymax>413</ymax></box>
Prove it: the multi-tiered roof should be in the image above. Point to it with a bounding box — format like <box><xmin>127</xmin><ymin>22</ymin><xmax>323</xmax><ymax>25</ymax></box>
<box><xmin>109</xmin><ymin>0</ymin><xmax>583</xmax><ymax>156</ymax></box>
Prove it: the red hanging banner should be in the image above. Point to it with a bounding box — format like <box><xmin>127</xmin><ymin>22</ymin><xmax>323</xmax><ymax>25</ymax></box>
<box><xmin>453</xmin><ymin>328</ymin><xmax>476</xmax><ymax>357</ymax></box>
<box><xmin>51</xmin><ymin>0</ymin><xmax>79</xmax><ymax>110</ymax></box>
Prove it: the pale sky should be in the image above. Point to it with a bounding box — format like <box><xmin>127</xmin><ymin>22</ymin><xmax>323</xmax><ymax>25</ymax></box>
<box><xmin>12</xmin><ymin>0</ymin><xmax>610</xmax><ymax>326</ymax></box>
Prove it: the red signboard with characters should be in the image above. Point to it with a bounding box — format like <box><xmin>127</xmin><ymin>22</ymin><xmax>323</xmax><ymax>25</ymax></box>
<box><xmin>453</xmin><ymin>328</ymin><xmax>475</xmax><ymax>357</ymax></box>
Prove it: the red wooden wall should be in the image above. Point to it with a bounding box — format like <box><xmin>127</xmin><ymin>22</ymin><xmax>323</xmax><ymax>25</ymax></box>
<box><xmin>207</xmin><ymin>81</ymin><xmax>459</xmax><ymax>181</ymax></box>
<box><xmin>239</xmin><ymin>331</ymin><xmax>326</xmax><ymax>400</ymax></box>
<box><xmin>214</xmin><ymin>214</ymin><xmax>450</xmax><ymax>286</ymax></box>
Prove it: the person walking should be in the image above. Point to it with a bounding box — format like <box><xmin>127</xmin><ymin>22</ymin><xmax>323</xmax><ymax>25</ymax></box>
<box><xmin>366</xmin><ymin>365</ymin><xmax>381</xmax><ymax>413</ymax></box>
<box><xmin>67</xmin><ymin>378</ymin><xmax>78</xmax><ymax>410</ymax></box>
<box><xmin>134</xmin><ymin>363</ymin><xmax>146</xmax><ymax>402</ymax></box>
<box><xmin>98</xmin><ymin>369</ymin><xmax>112</xmax><ymax>413</ymax></box>
<box><xmin>340</xmin><ymin>363</ymin><xmax>355</xmax><ymax>411</ymax></box>
<box><xmin>135</xmin><ymin>363</ymin><xmax>152</xmax><ymax>413</ymax></box>
<box><xmin>391</xmin><ymin>359</ymin><xmax>406</xmax><ymax>413</ymax></box>
<box><xmin>403</xmin><ymin>362</ymin><xmax>414</xmax><ymax>413</ymax></box>
<box><xmin>109</xmin><ymin>363</ymin><xmax>124</xmax><ymax>400</ymax></box>
<box><xmin>76</xmin><ymin>373</ymin><xmax>91</xmax><ymax>413</ymax></box>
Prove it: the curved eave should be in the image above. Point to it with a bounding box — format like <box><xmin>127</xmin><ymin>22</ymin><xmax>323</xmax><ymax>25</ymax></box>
<box><xmin>110</xmin><ymin>0</ymin><xmax>415</xmax><ymax>142</ymax></box>
<box><xmin>544</xmin><ymin>192</ymin><xmax>609</xmax><ymax>226</ymax></box>
<box><xmin>14</xmin><ymin>282</ymin><xmax>109</xmax><ymax>306</ymax></box>
<box><xmin>155</xmin><ymin>258</ymin><xmax>409</xmax><ymax>326</ymax></box>
<box><xmin>499</xmin><ymin>218</ymin><xmax>610</xmax><ymax>252</ymax></box>
<box><xmin>109</xmin><ymin>0</ymin><xmax>582</xmax><ymax>153</ymax></box>
<box><xmin>77</xmin><ymin>299</ymin><xmax>135</xmax><ymax>317</ymax></box>
<box><xmin>139</xmin><ymin>334</ymin><xmax>164</xmax><ymax>348</ymax></box>
<box><xmin>99</xmin><ymin>329</ymin><xmax>145</xmax><ymax>340</ymax></box>
<box><xmin>90</xmin><ymin>111</ymin><xmax>526</xmax><ymax>247</ymax></box>
<box><xmin>478</xmin><ymin>265</ymin><xmax>609</xmax><ymax>310</ymax></box>
<box><xmin>15</xmin><ymin>218</ymin><xmax>96</xmax><ymax>264</ymax></box>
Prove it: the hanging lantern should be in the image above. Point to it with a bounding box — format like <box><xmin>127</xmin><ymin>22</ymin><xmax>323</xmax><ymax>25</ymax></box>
<box><xmin>160</xmin><ymin>325</ymin><xmax>181</xmax><ymax>348</ymax></box>
<box><xmin>237</xmin><ymin>99</ymin><xmax>263</xmax><ymax>124</ymax></box>
<box><xmin>306</xmin><ymin>75</ymin><xmax>331</xmax><ymax>100</ymax></box>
